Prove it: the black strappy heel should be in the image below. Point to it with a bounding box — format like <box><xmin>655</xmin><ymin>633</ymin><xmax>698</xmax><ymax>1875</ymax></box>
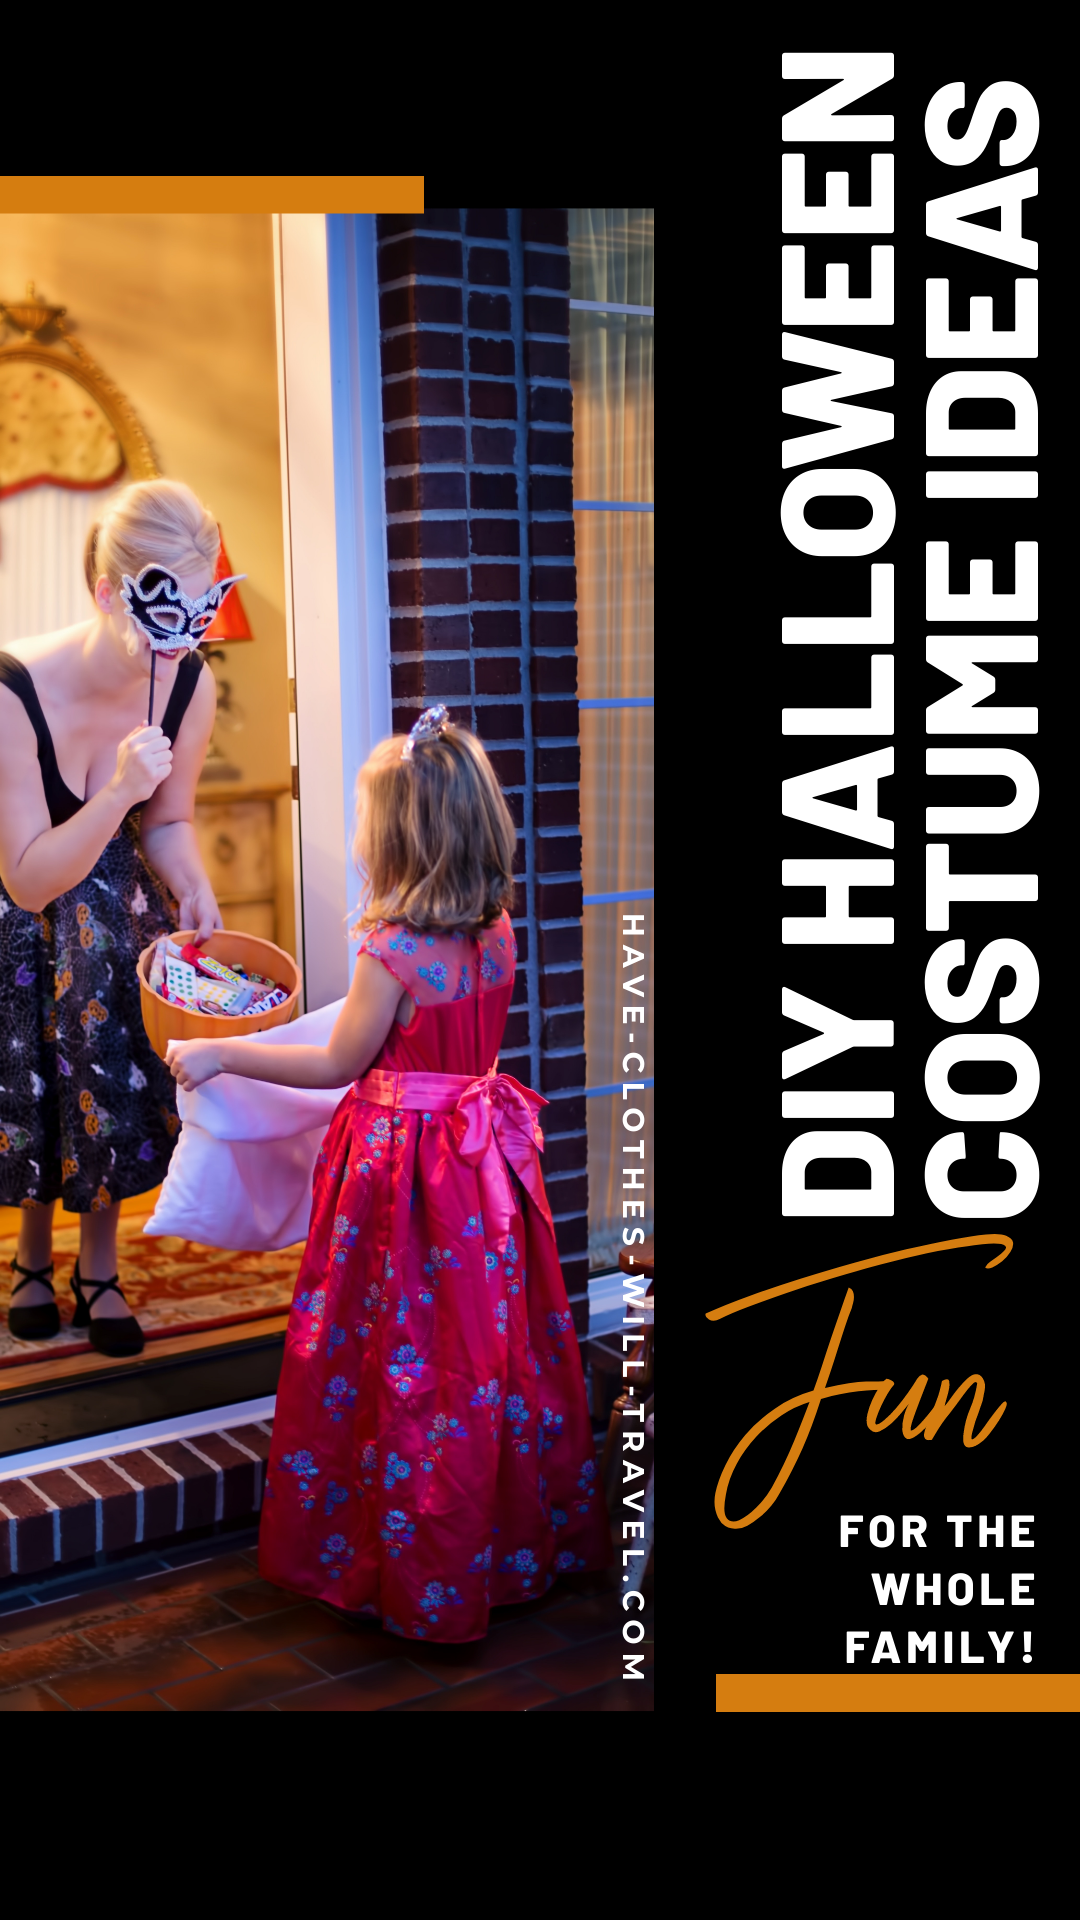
<box><xmin>8</xmin><ymin>1259</ymin><xmax>61</xmax><ymax>1340</ymax></box>
<box><xmin>71</xmin><ymin>1261</ymin><xmax>145</xmax><ymax>1356</ymax></box>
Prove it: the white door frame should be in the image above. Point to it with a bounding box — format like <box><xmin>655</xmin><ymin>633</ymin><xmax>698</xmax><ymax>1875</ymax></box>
<box><xmin>272</xmin><ymin>212</ymin><xmax>390</xmax><ymax>1012</ymax></box>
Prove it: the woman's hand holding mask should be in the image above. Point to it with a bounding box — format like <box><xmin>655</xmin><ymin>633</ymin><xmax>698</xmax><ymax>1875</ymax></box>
<box><xmin>111</xmin><ymin>726</ymin><xmax>173</xmax><ymax>807</ymax></box>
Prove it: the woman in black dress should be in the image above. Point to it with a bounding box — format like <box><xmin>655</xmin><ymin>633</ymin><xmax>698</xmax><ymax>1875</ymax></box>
<box><xmin>0</xmin><ymin>479</ymin><xmax>224</xmax><ymax>1354</ymax></box>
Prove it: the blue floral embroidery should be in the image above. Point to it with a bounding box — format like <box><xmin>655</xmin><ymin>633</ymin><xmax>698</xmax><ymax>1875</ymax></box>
<box><xmin>555</xmin><ymin>1549</ymin><xmax>585</xmax><ymax>1572</ymax></box>
<box><xmin>462</xmin><ymin>1213</ymin><xmax>485</xmax><ymax>1237</ymax></box>
<box><xmin>320</xmin><ymin>1532</ymin><xmax>354</xmax><ymax>1578</ymax></box>
<box><xmin>498</xmin><ymin>1546</ymin><xmax>540</xmax><ymax>1589</ymax></box>
<box><xmin>388</xmin><ymin>1344</ymin><xmax>425</xmax><ymax>1395</ymax></box>
<box><xmin>280</xmin><ymin>1450</ymin><xmax>319</xmax><ymax>1507</ymax></box>
<box><xmin>383</xmin><ymin>1251</ymin><xmax>395</xmax><ymax>1281</ymax></box>
<box><xmin>295</xmin><ymin>1288</ymin><xmax>326</xmax><ymax>1353</ymax></box>
<box><xmin>418</xmin><ymin>1284</ymin><xmax>434</xmax><ymax>1305</ymax></box>
<box><xmin>425</xmin><ymin>1411</ymin><xmax>467</xmax><ymax>1456</ymax></box>
<box><xmin>424</xmin><ymin>1245</ymin><xmax>461</xmax><ymax>1282</ymax></box>
<box><xmin>504</xmin><ymin>1394</ymin><xmax>530</xmax><ymax>1453</ymax></box>
<box><xmin>364</xmin><ymin>1115</ymin><xmax>391</xmax><ymax>1156</ymax></box>
<box><xmin>451</xmin><ymin>964</ymin><xmax>472</xmax><ymax>1001</ymax></box>
<box><xmin>575</xmin><ymin>1459</ymin><xmax>598</xmax><ymax>1513</ymax></box>
<box><xmin>355</xmin><ymin>1442</ymin><xmax>378</xmax><ymax>1496</ymax></box>
<box><xmin>484</xmin><ymin>1251</ymin><xmax>499</xmax><ymax>1274</ymax></box>
<box><xmin>395</xmin><ymin>1292</ymin><xmax>409</xmax><ymax>1326</ymax></box>
<box><xmin>330</xmin><ymin>1214</ymin><xmax>359</xmax><ymax>1266</ymax></box>
<box><xmin>323</xmin><ymin>1479</ymin><xmax>349</xmax><ymax>1516</ymax></box>
<box><xmin>387</xmin><ymin>930</ymin><xmax>418</xmax><ymax>956</ymax></box>
<box><xmin>495</xmin><ymin>1299</ymin><xmax>508</xmax><ymax>1337</ymax></box>
<box><xmin>322</xmin><ymin>1374</ymin><xmax>357</xmax><ymax>1422</ymax></box>
<box><xmin>417</xmin><ymin>1581</ymin><xmax>463</xmax><ymax>1625</ymax></box>
<box><xmin>327</xmin><ymin>1322</ymin><xmax>346</xmax><ymax>1356</ymax></box>
<box><xmin>468</xmin><ymin>1545</ymin><xmax>492</xmax><ymax>1573</ymax></box>
<box><xmin>382</xmin><ymin>1450</ymin><xmax>411</xmax><ymax>1490</ymax></box>
<box><xmin>417</xmin><ymin>961</ymin><xmax>448</xmax><ymax>991</ymax></box>
<box><xmin>380</xmin><ymin>1509</ymin><xmax>417</xmax><ymax>1556</ymax></box>
<box><xmin>363</xmin><ymin>1278</ymin><xmax>388</xmax><ymax>1316</ymax></box>
<box><xmin>546</xmin><ymin>1308</ymin><xmax>572</xmax><ymax>1364</ymax></box>
<box><xmin>551</xmin><ymin>1507</ymin><xmax>568</xmax><ymax>1528</ymax></box>
<box><xmin>480</xmin><ymin>949</ymin><xmax>504</xmax><ymax>986</ymax></box>
<box><xmin>470</xmin><ymin>1379</ymin><xmax>501</xmax><ymax>1414</ymax></box>
<box><xmin>503</xmin><ymin>1233</ymin><xmax>521</xmax><ymax>1291</ymax></box>
<box><xmin>539</xmin><ymin>1407</ymin><xmax>564</xmax><ymax>1452</ymax></box>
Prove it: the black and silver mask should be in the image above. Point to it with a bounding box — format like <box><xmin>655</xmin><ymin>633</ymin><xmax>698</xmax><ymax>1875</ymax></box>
<box><xmin>120</xmin><ymin>564</ymin><xmax>246</xmax><ymax>652</ymax></box>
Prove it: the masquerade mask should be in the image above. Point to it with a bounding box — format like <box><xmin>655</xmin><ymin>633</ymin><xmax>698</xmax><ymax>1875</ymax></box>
<box><xmin>120</xmin><ymin>564</ymin><xmax>246</xmax><ymax>653</ymax></box>
<box><xmin>401</xmin><ymin>703</ymin><xmax>451</xmax><ymax>760</ymax></box>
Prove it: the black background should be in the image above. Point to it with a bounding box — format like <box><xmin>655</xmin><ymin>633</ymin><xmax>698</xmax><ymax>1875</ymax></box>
<box><xmin>715</xmin><ymin>52</ymin><xmax>1063</xmax><ymax>1679</ymax></box>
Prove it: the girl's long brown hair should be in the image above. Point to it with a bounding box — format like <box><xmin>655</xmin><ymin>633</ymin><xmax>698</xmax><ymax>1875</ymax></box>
<box><xmin>354</xmin><ymin>724</ymin><xmax>517</xmax><ymax>934</ymax></box>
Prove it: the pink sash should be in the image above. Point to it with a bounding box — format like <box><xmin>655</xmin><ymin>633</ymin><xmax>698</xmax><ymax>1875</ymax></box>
<box><xmin>352</xmin><ymin>1068</ymin><xmax>549</xmax><ymax>1253</ymax></box>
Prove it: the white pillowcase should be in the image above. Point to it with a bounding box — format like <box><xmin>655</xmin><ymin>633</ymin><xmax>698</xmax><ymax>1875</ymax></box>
<box><xmin>143</xmin><ymin>998</ymin><xmax>350</xmax><ymax>1251</ymax></box>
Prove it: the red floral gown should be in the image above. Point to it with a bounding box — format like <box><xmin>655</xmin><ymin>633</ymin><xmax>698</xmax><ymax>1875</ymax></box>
<box><xmin>259</xmin><ymin>911</ymin><xmax>610</xmax><ymax>1641</ymax></box>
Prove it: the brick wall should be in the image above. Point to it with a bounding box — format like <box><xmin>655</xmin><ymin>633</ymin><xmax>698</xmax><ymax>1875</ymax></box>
<box><xmin>374</xmin><ymin>208</ymin><xmax>589</xmax><ymax>1317</ymax></box>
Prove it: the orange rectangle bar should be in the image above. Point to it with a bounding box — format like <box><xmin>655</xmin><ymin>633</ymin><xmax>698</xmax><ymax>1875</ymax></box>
<box><xmin>718</xmin><ymin>1673</ymin><xmax>1078</xmax><ymax>1712</ymax></box>
<box><xmin>0</xmin><ymin>177</ymin><xmax>424</xmax><ymax>213</ymax></box>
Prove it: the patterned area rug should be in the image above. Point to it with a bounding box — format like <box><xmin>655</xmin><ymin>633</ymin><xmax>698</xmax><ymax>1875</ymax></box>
<box><xmin>0</xmin><ymin>1202</ymin><xmax>303</xmax><ymax>1370</ymax></box>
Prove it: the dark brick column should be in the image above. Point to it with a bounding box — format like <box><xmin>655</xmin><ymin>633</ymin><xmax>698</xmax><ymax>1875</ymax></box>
<box><xmin>375</xmin><ymin>208</ymin><xmax>589</xmax><ymax>1316</ymax></box>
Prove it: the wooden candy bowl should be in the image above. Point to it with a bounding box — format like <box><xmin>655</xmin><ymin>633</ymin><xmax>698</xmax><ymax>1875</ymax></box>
<box><xmin>138</xmin><ymin>929</ymin><xmax>302</xmax><ymax>1062</ymax></box>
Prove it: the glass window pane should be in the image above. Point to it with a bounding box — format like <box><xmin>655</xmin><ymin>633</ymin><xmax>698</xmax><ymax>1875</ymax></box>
<box><xmin>569</xmin><ymin>211</ymin><xmax>655</xmax><ymax>1272</ymax></box>
<box><xmin>569</xmin><ymin>311</ymin><xmax>653</xmax><ymax>503</ymax></box>
<box><xmin>569</xmin><ymin>207</ymin><xmax>654</xmax><ymax>309</ymax></box>
<box><xmin>579</xmin><ymin>706</ymin><xmax>653</xmax><ymax>899</ymax></box>
<box><xmin>574</xmin><ymin>508</ymin><xmax>653</xmax><ymax>700</ymax></box>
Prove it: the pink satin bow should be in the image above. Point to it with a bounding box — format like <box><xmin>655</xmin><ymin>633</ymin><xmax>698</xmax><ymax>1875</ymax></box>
<box><xmin>454</xmin><ymin>1073</ymin><xmax>548</xmax><ymax>1252</ymax></box>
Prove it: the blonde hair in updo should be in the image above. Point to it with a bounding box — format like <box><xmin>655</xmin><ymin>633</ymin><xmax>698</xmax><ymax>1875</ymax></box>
<box><xmin>84</xmin><ymin>480</ymin><xmax>220</xmax><ymax>650</ymax></box>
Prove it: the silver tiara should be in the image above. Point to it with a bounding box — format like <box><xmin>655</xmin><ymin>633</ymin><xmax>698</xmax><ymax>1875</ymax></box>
<box><xmin>401</xmin><ymin>703</ymin><xmax>451</xmax><ymax>760</ymax></box>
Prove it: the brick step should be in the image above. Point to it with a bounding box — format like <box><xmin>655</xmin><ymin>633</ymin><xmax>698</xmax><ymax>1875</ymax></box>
<box><xmin>0</xmin><ymin>1424</ymin><xmax>271</xmax><ymax>1581</ymax></box>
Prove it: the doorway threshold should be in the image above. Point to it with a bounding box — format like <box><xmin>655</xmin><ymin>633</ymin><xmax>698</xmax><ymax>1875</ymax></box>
<box><xmin>0</xmin><ymin>1317</ymin><xmax>287</xmax><ymax>1462</ymax></box>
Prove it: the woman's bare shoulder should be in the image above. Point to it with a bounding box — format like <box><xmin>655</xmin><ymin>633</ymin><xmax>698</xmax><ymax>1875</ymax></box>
<box><xmin>3</xmin><ymin>620</ymin><xmax>91</xmax><ymax>668</ymax></box>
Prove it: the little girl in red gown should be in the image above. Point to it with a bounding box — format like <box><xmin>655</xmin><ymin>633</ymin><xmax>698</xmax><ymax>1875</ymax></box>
<box><xmin>169</xmin><ymin>708</ymin><xmax>610</xmax><ymax>1642</ymax></box>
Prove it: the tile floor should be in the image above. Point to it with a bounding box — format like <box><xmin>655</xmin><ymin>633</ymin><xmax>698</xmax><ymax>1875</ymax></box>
<box><xmin>0</xmin><ymin>1526</ymin><xmax>653</xmax><ymax>1711</ymax></box>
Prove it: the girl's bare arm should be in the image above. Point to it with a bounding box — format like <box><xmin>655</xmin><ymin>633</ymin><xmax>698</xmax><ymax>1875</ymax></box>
<box><xmin>168</xmin><ymin>953</ymin><xmax>408</xmax><ymax>1092</ymax></box>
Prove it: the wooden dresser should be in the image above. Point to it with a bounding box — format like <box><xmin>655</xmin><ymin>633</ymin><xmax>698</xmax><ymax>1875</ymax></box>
<box><xmin>193</xmin><ymin>783</ymin><xmax>295</xmax><ymax>958</ymax></box>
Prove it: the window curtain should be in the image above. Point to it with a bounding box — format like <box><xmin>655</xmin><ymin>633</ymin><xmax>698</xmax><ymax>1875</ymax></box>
<box><xmin>569</xmin><ymin>210</ymin><xmax>654</xmax><ymax>1268</ymax></box>
<box><xmin>0</xmin><ymin>480</ymin><xmax>124</xmax><ymax>645</ymax></box>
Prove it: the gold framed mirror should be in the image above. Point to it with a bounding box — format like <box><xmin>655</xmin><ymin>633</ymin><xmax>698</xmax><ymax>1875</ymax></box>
<box><xmin>0</xmin><ymin>283</ymin><xmax>158</xmax><ymax>494</ymax></box>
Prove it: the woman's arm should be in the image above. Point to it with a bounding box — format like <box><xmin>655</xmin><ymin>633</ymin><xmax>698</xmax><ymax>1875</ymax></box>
<box><xmin>0</xmin><ymin>688</ymin><xmax>172</xmax><ymax>913</ymax></box>
<box><xmin>140</xmin><ymin>665</ymin><xmax>222</xmax><ymax>941</ymax></box>
<box><xmin>168</xmin><ymin>953</ymin><xmax>408</xmax><ymax>1092</ymax></box>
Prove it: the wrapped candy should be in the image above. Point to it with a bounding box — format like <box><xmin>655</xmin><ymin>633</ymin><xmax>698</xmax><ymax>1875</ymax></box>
<box><xmin>148</xmin><ymin>942</ymin><xmax>286</xmax><ymax>1016</ymax></box>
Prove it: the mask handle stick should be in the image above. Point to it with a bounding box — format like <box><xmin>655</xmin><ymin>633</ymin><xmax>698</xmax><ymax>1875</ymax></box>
<box><xmin>148</xmin><ymin>650</ymin><xmax>157</xmax><ymax>728</ymax></box>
